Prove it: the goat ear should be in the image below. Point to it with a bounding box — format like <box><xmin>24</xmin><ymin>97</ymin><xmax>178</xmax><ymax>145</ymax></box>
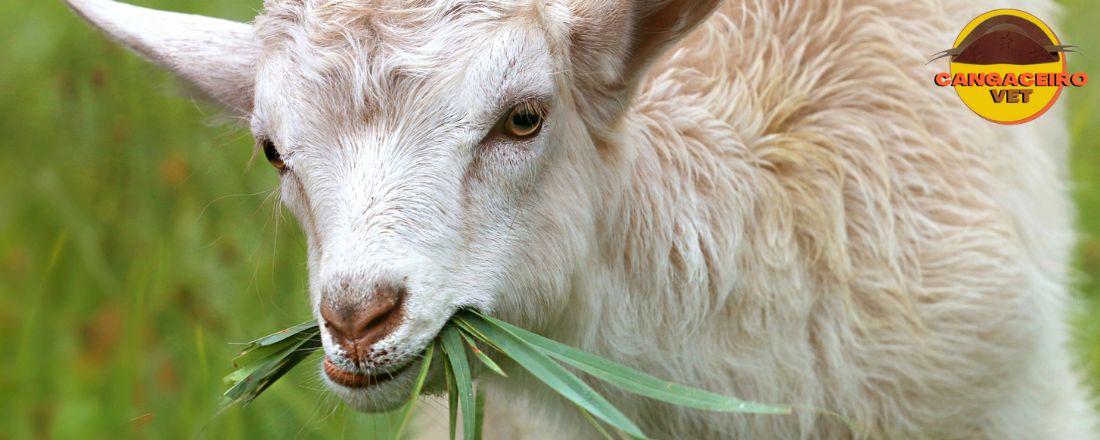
<box><xmin>625</xmin><ymin>0</ymin><xmax>721</xmax><ymax>76</ymax></box>
<box><xmin>65</xmin><ymin>0</ymin><xmax>259</xmax><ymax>115</ymax></box>
<box><xmin>569</xmin><ymin>1</ymin><xmax>719</xmax><ymax>125</ymax></box>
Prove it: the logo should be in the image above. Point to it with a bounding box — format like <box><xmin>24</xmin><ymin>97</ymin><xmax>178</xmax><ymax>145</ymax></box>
<box><xmin>931</xmin><ymin>9</ymin><xmax>1088</xmax><ymax>125</ymax></box>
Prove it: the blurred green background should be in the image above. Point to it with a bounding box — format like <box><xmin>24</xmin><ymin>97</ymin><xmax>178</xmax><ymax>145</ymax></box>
<box><xmin>0</xmin><ymin>1</ymin><xmax>1097</xmax><ymax>438</ymax></box>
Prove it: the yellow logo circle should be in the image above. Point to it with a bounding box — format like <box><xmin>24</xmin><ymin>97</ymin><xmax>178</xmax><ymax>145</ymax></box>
<box><xmin>934</xmin><ymin>10</ymin><xmax>1086</xmax><ymax>125</ymax></box>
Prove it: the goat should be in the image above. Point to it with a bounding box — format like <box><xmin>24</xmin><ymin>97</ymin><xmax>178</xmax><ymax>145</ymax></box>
<box><xmin>66</xmin><ymin>0</ymin><xmax>1096</xmax><ymax>437</ymax></box>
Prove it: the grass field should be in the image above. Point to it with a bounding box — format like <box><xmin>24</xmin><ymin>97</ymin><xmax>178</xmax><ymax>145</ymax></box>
<box><xmin>1</xmin><ymin>1</ymin><xmax>1097</xmax><ymax>438</ymax></box>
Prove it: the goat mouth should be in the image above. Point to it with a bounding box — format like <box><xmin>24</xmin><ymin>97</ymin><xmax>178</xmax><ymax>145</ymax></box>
<box><xmin>322</xmin><ymin>357</ymin><xmax>412</xmax><ymax>389</ymax></box>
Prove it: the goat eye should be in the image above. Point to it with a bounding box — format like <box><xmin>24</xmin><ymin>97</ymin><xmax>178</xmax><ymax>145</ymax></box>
<box><xmin>502</xmin><ymin>104</ymin><xmax>543</xmax><ymax>138</ymax></box>
<box><xmin>262</xmin><ymin>140</ymin><xmax>286</xmax><ymax>171</ymax></box>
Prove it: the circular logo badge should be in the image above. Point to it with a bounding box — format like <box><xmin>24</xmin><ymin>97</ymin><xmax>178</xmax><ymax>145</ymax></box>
<box><xmin>933</xmin><ymin>9</ymin><xmax>1087</xmax><ymax>125</ymax></box>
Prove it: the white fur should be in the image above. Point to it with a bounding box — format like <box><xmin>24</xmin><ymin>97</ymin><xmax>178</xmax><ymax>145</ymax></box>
<box><xmin>67</xmin><ymin>0</ymin><xmax>1096</xmax><ymax>438</ymax></box>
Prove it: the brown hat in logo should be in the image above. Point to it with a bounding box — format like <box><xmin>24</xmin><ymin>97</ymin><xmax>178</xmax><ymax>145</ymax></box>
<box><xmin>930</xmin><ymin>14</ymin><xmax>1076</xmax><ymax>65</ymax></box>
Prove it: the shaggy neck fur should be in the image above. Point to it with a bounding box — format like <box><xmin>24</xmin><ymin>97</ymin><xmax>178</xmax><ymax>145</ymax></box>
<box><xmin>482</xmin><ymin>1</ymin><xmax>1094</xmax><ymax>439</ymax></box>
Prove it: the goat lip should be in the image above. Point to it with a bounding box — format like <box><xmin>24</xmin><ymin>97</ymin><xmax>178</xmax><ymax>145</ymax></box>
<box><xmin>323</xmin><ymin>357</ymin><xmax>411</xmax><ymax>389</ymax></box>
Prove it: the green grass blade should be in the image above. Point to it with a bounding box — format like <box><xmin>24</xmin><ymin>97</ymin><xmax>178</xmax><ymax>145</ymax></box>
<box><xmin>242</xmin><ymin>320</ymin><xmax>320</xmax><ymax>347</ymax></box>
<box><xmin>454</xmin><ymin>320</ymin><xmax>504</xmax><ymax>352</ymax></box>
<box><xmin>393</xmin><ymin>342</ymin><xmax>435</xmax><ymax>440</ymax></box>
<box><xmin>221</xmin><ymin>336</ymin><xmax>323</xmax><ymax>406</ymax></box>
<box><xmin>457</xmin><ymin>314</ymin><xmax>646</xmax><ymax>439</ymax></box>
<box><xmin>222</xmin><ymin>342</ymin><xmax>299</xmax><ymax>398</ymax></box>
<box><xmin>576</xmin><ymin>405</ymin><xmax>616</xmax><ymax>440</ymax></box>
<box><xmin>224</xmin><ymin>322</ymin><xmax>322</xmax><ymax>384</ymax></box>
<box><xmin>444</xmin><ymin>357</ymin><xmax>459</xmax><ymax>440</ymax></box>
<box><xmin>473</xmin><ymin>390</ymin><xmax>485</xmax><ymax>440</ymax></box>
<box><xmin>470</xmin><ymin>311</ymin><xmax>790</xmax><ymax>415</ymax></box>
<box><xmin>459</xmin><ymin>330</ymin><xmax>507</xmax><ymax>377</ymax></box>
<box><xmin>440</xmin><ymin>325</ymin><xmax>477</xmax><ymax>440</ymax></box>
<box><xmin>225</xmin><ymin>340</ymin><xmax>312</xmax><ymax>383</ymax></box>
<box><xmin>220</xmin><ymin>322</ymin><xmax>324</xmax><ymax>405</ymax></box>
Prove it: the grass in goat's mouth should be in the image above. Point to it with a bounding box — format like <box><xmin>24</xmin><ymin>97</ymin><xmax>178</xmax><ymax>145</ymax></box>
<box><xmin>221</xmin><ymin>311</ymin><xmax>791</xmax><ymax>439</ymax></box>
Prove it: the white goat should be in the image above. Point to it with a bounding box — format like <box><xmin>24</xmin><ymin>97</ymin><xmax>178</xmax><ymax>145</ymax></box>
<box><xmin>66</xmin><ymin>0</ymin><xmax>1096</xmax><ymax>438</ymax></box>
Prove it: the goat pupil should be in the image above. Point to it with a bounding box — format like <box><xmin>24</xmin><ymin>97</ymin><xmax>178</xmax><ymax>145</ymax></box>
<box><xmin>264</xmin><ymin>142</ymin><xmax>280</xmax><ymax>162</ymax></box>
<box><xmin>263</xmin><ymin>141</ymin><xmax>285</xmax><ymax>170</ymax></box>
<box><xmin>513</xmin><ymin>112</ymin><xmax>539</xmax><ymax>129</ymax></box>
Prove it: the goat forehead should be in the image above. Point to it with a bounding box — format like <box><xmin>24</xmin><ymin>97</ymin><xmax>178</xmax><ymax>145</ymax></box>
<box><xmin>256</xmin><ymin>0</ymin><xmax>552</xmax><ymax>48</ymax></box>
<box><xmin>253</xmin><ymin>4</ymin><xmax>559</xmax><ymax>145</ymax></box>
<box><xmin>255</xmin><ymin>41</ymin><xmax>463</xmax><ymax>128</ymax></box>
<box><xmin>253</xmin><ymin>33</ymin><xmax>533</xmax><ymax>143</ymax></box>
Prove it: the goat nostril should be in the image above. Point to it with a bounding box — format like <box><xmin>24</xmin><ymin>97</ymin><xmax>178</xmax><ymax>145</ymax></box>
<box><xmin>319</xmin><ymin>283</ymin><xmax>407</xmax><ymax>356</ymax></box>
<box><xmin>319</xmin><ymin>305</ymin><xmax>352</xmax><ymax>342</ymax></box>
